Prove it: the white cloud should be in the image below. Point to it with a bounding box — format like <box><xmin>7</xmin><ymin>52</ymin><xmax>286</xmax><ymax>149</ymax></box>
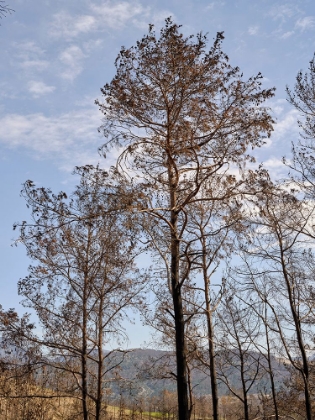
<box><xmin>83</xmin><ymin>38</ymin><xmax>104</xmax><ymax>53</ymax></box>
<box><xmin>273</xmin><ymin>104</ymin><xmax>284</xmax><ymax>115</ymax></box>
<box><xmin>264</xmin><ymin>157</ymin><xmax>285</xmax><ymax>168</ymax></box>
<box><xmin>50</xmin><ymin>2</ymin><xmax>159</xmax><ymax>79</ymax></box>
<box><xmin>90</xmin><ymin>1</ymin><xmax>147</xmax><ymax>29</ymax></box>
<box><xmin>0</xmin><ymin>108</ymin><xmax>108</xmax><ymax>170</ymax></box>
<box><xmin>268</xmin><ymin>4</ymin><xmax>297</xmax><ymax>21</ymax></box>
<box><xmin>20</xmin><ymin>60</ymin><xmax>49</xmax><ymax>71</ymax></box>
<box><xmin>273</xmin><ymin>109</ymin><xmax>300</xmax><ymax>141</ymax></box>
<box><xmin>205</xmin><ymin>1</ymin><xmax>225</xmax><ymax>10</ymax></box>
<box><xmin>280</xmin><ymin>30</ymin><xmax>294</xmax><ymax>39</ymax></box>
<box><xmin>50</xmin><ymin>11</ymin><xmax>97</xmax><ymax>38</ymax></box>
<box><xmin>133</xmin><ymin>9</ymin><xmax>173</xmax><ymax>30</ymax></box>
<box><xmin>28</xmin><ymin>81</ymin><xmax>55</xmax><ymax>97</ymax></box>
<box><xmin>15</xmin><ymin>41</ymin><xmax>45</xmax><ymax>58</ymax></box>
<box><xmin>59</xmin><ymin>45</ymin><xmax>86</xmax><ymax>81</ymax></box>
<box><xmin>270</xmin><ymin>98</ymin><xmax>287</xmax><ymax>116</ymax></box>
<box><xmin>50</xmin><ymin>2</ymin><xmax>148</xmax><ymax>39</ymax></box>
<box><xmin>295</xmin><ymin>16</ymin><xmax>315</xmax><ymax>31</ymax></box>
<box><xmin>263</xmin><ymin>157</ymin><xmax>288</xmax><ymax>181</ymax></box>
<box><xmin>14</xmin><ymin>41</ymin><xmax>49</xmax><ymax>72</ymax></box>
<box><xmin>248</xmin><ymin>25</ymin><xmax>259</xmax><ymax>36</ymax></box>
<box><xmin>151</xmin><ymin>10</ymin><xmax>176</xmax><ymax>25</ymax></box>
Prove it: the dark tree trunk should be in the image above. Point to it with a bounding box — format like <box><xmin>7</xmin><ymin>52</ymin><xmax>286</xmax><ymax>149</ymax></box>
<box><xmin>202</xmin><ymin>234</ymin><xmax>219</xmax><ymax>420</ymax></box>
<box><xmin>240</xmin><ymin>352</ymin><xmax>249</xmax><ymax>420</ymax></box>
<box><xmin>206</xmin><ymin>305</ymin><xmax>219</xmax><ymax>420</ymax></box>
<box><xmin>280</xmin><ymin>246</ymin><xmax>312</xmax><ymax>420</ymax></box>
<box><xmin>82</xmin><ymin>304</ymin><xmax>89</xmax><ymax>420</ymax></box>
<box><xmin>170</xmin><ymin>205</ymin><xmax>190</xmax><ymax>420</ymax></box>
<box><xmin>95</xmin><ymin>295</ymin><xmax>104</xmax><ymax>420</ymax></box>
<box><xmin>264</xmin><ymin>302</ymin><xmax>279</xmax><ymax>420</ymax></box>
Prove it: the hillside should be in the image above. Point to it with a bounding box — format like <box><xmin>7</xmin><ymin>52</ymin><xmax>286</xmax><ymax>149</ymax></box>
<box><xmin>102</xmin><ymin>348</ymin><xmax>289</xmax><ymax>398</ymax></box>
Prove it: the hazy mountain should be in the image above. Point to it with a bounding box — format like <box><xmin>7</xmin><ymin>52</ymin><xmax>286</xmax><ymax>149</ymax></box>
<box><xmin>102</xmin><ymin>348</ymin><xmax>289</xmax><ymax>398</ymax></box>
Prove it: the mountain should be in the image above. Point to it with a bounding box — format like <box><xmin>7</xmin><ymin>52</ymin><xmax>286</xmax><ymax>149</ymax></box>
<box><xmin>102</xmin><ymin>348</ymin><xmax>289</xmax><ymax>398</ymax></box>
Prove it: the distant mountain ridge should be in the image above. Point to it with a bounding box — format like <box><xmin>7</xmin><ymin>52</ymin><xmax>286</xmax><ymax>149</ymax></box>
<box><xmin>103</xmin><ymin>348</ymin><xmax>289</xmax><ymax>398</ymax></box>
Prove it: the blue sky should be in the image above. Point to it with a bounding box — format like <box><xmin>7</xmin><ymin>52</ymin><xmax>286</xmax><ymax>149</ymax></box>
<box><xmin>0</xmin><ymin>0</ymin><xmax>314</xmax><ymax>347</ymax></box>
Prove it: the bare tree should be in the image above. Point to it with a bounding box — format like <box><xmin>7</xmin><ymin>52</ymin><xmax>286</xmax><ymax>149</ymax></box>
<box><xmin>286</xmin><ymin>54</ymin><xmax>315</xmax><ymax>194</ymax></box>
<box><xmin>11</xmin><ymin>169</ymin><xmax>143</xmax><ymax>420</ymax></box>
<box><xmin>236</xmin><ymin>188</ymin><xmax>315</xmax><ymax>420</ymax></box>
<box><xmin>183</xmin><ymin>191</ymin><xmax>246</xmax><ymax>420</ymax></box>
<box><xmin>236</xmin><ymin>276</ymin><xmax>283</xmax><ymax>420</ymax></box>
<box><xmin>216</xmin><ymin>290</ymin><xmax>263</xmax><ymax>420</ymax></box>
<box><xmin>287</xmin><ymin>54</ymin><xmax>315</xmax><ymax>143</ymax></box>
<box><xmin>96</xmin><ymin>18</ymin><xmax>275</xmax><ymax>420</ymax></box>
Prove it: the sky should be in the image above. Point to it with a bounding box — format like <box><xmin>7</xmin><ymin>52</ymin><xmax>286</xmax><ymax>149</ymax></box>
<box><xmin>0</xmin><ymin>0</ymin><xmax>314</xmax><ymax>348</ymax></box>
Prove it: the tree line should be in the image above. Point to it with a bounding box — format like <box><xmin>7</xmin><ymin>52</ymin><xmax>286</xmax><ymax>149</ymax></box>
<box><xmin>1</xmin><ymin>18</ymin><xmax>315</xmax><ymax>420</ymax></box>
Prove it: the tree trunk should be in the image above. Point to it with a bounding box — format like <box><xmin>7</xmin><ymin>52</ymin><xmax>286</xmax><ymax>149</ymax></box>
<box><xmin>170</xmin><ymin>206</ymin><xmax>190</xmax><ymax>420</ymax></box>
<box><xmin>279</xmin><ymin>245</ymin><xmax>312</xmax><ymax>420</ymax></box>
<box><xmin>264</xmin><ymin>302</ymin><xmax>279</xmax><ymax>420</ymax></box>
<box><xmin>95</xmin><ymin>294</ymin><xmax>104</xmax><ymax>420</ymax></box>
<box><xmin>206</xmin><ymin>305</ymin><xmax>219</xmax><ymax>420</ymax></box>
<box><xmin>82</xmin><ymin>304</ymin><xmax>89</xmax><ymax>420</ymax></box>
<box><xmin>240</xmin><ymin>352</ymin><xmax>249</xmax><ymax>420</ymax></box>
<box><xmin>202</xmin><ymin>234</ymin><xmax>219</xmax><ymax>420</ymax></box>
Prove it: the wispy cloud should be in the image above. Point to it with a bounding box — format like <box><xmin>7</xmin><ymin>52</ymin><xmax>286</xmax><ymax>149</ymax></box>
<box><xmin>205</xmin><ymin>1</ymin><xmax>225</xmax><ymax>10</ymax></box>
<box><xmin>134</xmin><ymin>9</ymin><xmax>175</xmax><ymax>30</ymax></box>
<box><xmin>20</xmin><ymin>60</ymin><xmax>49</xmax><ymax>71</ymax></box>
<box><xmin>272</xmin><ymin>109</ymin><xmax>300</xmax><ymax>142</ymax></box>
<box><xmin>295</xmin><ymin>16</ymin><xmax>315</xmax><ymax>31</ymax></box>
<box><xmin>263</xmin><ymin>157</ymin><xmax>288</xmax><ymax>181</ymax></box>
<box><xmin>50</xmin><ymin>12</ymin><xmax>97</xmax><ymax>39</ymax></box>
<box><xmin>48</xmin><ymin>3</ymin><xmax>174</xmax><ymax>80</ymax></box>
<box><xmin>90</xmin><ymin>1</ymin><xmax>148</xmax><ymax>29</ymax></box>
<box><xmin>59</xmin><ymin>45</ymin><xmax>86</xmax><ymax>81</ymax></box>
<box><xmin>264</xmin><ymin>157</ymin><xmax>285</xmax><ymax>168</ymax></box>
<box><xmin>28</xmin><ymin>81</ymin><xmax>55</xmax><ymax>97</ymax></box>
<box><xmin>248</xmin><ymin>25</ymin><xmax>259</xmax><ymax>35</ymax></box>
<box><xmin>83</xmin><ymin>39</ymin><xmax>104</xmax><ymax>53</ymax></box>
<box><xmin>0</xmin><ymin>108</ymin><xmax>106</xmax><ymax>170</ymax></box>
<box><xmin>15</xmin><ymin>41</ymin><xmax>45</xmax><ymax>58</ymax></box>
<box><xmin>280</xmin><ymin>30</ymin><xmax>294</xmax><ymax>39</ymax></box>
<box><xmin>268</xmin><ymin>4</ymin><xmax>297</xmax><ymax>22</ymax></box>
<box><xmin>50</xmin><ymin>1</ymin><xmax>149</xmax><ymax>39</ymax></box>
<box><xmin>14</xmin><ymin>41</ymin><xmax>49</xmax><ymax>72</ymax></box>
